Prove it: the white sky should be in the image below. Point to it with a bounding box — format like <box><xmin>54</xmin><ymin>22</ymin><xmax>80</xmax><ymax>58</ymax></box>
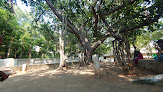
<box><xmin>16</xmin><ymin>0</ymin><xmax>31</xmax><ymax>12</ymax></box>
<box><xmin>16</xmin><ymin>0</ymin><xmax>52</xmax><ymax>23</ymax></box>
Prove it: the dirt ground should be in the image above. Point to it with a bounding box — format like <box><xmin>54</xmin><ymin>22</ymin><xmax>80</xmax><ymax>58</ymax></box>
<box><xmin>0</xmin><ymin>62</ymin><xmax>162</xmax><ymax>92</ymax></box>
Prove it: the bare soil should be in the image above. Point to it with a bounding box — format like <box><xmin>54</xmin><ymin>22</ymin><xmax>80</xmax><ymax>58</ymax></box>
<box><xmin>0</xmin><ymin>62</ymin><xmax>162</xmax><ymax>92</ymax></box>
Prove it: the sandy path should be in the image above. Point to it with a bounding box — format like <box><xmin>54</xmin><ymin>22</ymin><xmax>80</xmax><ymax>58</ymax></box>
<box><xmin>0</xmin><ymin>63</ymin><xmax>162</xmax><ymax>92</ymax></box>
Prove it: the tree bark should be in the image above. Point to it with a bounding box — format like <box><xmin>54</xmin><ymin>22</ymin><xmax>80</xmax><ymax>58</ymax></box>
<box><xmin>58</xmin><ymin>15</ymin><xmax>66</xmax><ymax>70</ymax></box>
<box><xmin>45</xmin><ymin>0</ymin><xmax>105</xmax><ymax>65</ymax></box>
<box><xmin>112</xmin><ymin>41</ymin><xmax>118</xmax><ymax>65</ymax></box>
<box><xmin>113</xmin><ymin>40</ymin><xmax>133</xmax><ymax>72</ymax></box>
<box><xmin>85</xmin><ymin>49</ymin><xmax>92</xmax><ymax>64</ymax></box>
<box><xmin>14</xmin><ymin>48</ymin><xmax>16</xmax><ymax>58</ymax></box>
<box><xmin>7</xmin><ymin>37</ymin><xmax>14</xmax><ymax>58</ymax></box>
<box><xmin>125</xmin><ymin>39</ymin><xmax>134</xmax><ymax>74</ymax></box>
<box><xmin>20</xmin><ymin>46</ymin><xmax>23</xmax><ymax>58</ymax></box>
<box><xmin>29</xmin><ymin>45</ymin><xmax>31</xmax><ymax>59</ymax></box>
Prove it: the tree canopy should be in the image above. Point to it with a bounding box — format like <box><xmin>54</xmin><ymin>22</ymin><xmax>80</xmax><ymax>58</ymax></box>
<box><xmin>0</xmin><ymin>0</ymin><xmax>162</xmax><ymax>62</ymax></box>
<box><xmin>26</xmin><ymin>0</ymin><xmax>163</xmax><ymax>61</ymax></box>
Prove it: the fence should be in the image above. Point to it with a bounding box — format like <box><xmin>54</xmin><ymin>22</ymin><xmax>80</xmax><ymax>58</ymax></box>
<box><xmin>0</xmin><ymin>58</ymin><xmax>15</xmax><ymax>67</ymax></box>
<box><xmin>0</xmin><ymin>58</ymin><xmax>79</xmax><ymax>67</ymax></box>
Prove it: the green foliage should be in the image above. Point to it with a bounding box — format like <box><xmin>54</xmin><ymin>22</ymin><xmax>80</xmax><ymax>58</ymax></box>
<box><xmin>0</xmin><ymin>8</ymin><xmax>19</xmax><ymax>56</ymax></box>
<box><xmin>100</xmin><ymin>0</ymin><xmax>162</xmax><ymax>38</ymax></box>
<box><xmin>0</xmin><ymin>0</ymin><xmax>13</xmax><ymax>12</ymax></box>
<box><xmin>0</xmin><ymin>8</ymin><xmax>18</xmax><ymax>33</ymax></box>
<box><xmin>94</xmin><ymin>43</ymin><xmax>111</xmax><ymax>56</ymax></box>
<box><xmin>135</xmin><ymin>21</ymin><xmax>163</xmax><ymax>48</ymax></box>
<box><xmin>37</xmin><ymin>23</ymin><xmax>59</xmax><ymax>58</ymax></box>
<box><xmin>65</xmin><ymin>33</ymin><xmax>80</xmax><ymax>56</ymax></box>
<box><xmin>19</xmin><ymin>0</ymin><xmax>163</xmax><ymax>58</ymax></box>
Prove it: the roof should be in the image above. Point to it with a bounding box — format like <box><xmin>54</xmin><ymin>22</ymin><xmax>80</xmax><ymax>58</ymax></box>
<box><xmin>104</xmin><ymin>51</ymin><xmax>113</xmax><ymax>56</ymax></box>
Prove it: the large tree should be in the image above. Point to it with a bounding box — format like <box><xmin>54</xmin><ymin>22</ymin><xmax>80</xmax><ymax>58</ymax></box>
<box><xmin>96</xmin><ymin>0</ymin><xmax>163</xmax><ymax>73</ymax></box>
<box><xmin>23</xmin><ymin>0</ymin><xmax>162</xmax><ymax>71</ymax></box>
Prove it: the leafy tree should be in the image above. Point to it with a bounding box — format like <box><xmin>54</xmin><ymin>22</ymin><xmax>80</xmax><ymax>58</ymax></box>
<box><xmin>37</xmin><ymin>23</ymin><xmax>59</xmax><ymax>58</ymax></box>
<box><xmin>0</xmin><ymin>0</ymin><xmax>14</xmax><ymax>13</ymax></box>
<box><xmin>21</xmin><ymin>0</ymin><xmax>162</xmax><ymax>72</ymax></box>
<box><xmin>135</xmin><ymin>21</ymin><xmax>163</xmax><ymax>49</ymax></box>
<box><xmin>0</xmin><ymin>7</ymin><xmax>19</xmax><ymax>58</ymax></box>
<box><xmin>94</xmin><ymin>40</ymin><xmax>112</xmax><ymax>56</ymax></box>
<box><xmin>91</xmin><ymin>0</ymin><xmax>162</xmax><ymax>72</ymax></box>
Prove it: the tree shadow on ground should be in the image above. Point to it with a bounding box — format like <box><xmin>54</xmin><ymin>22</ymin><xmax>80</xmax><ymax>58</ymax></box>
<box><xmin>100</xmin><ymin>62</ymin><xmax>157</xmax><ymax>82</ymax></box>
<box><xmin>0</xmin><ymin>62</ymin><xmax>162</xmax><ymax>92</ymax></box>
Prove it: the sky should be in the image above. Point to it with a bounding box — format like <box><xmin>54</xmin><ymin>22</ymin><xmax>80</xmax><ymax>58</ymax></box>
<box><xmin>16</xmin><ymin>0</ymin><xmax>31</xmax><ymax>12</ymax></box>
<box><xmin>16</xmin><ymin>0</ymin><xmax>53</xmax><ymax>23</ymax></box>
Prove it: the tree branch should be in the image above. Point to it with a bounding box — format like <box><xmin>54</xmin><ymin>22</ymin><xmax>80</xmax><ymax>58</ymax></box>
<box><xmin>101</xmin><ymin>17</ymin><xmax>114</xmax><ymax>34</ymax></box>
<box><xmin>99</xmin><ymin>0</ymin><xmax>137</xmax><ymax>16</ymax></box>
<box><xmin>100</xmin><ymin>16</ymin><xmax>124</xmax><ymax>40</ymax></box>
<box><xmin>45</xmin><ymin>0</ymin><xmax>94</xmax><ymax>50</ymax></box>
<box><xmin>91</xmin><ymin>38</ymin><xmax>106</xmax><ymax>52</ymax></box>
<box><xmin>79</xmin><ymin>19</ymin><xmax>89</xmax><ymax>31</ymax></box>
<box><xmin>35</xmin><ymin>10</ymin><xmax>46</xmax><ymax>22</ymax></box>
<box><xmin>92</xmin><ymin>6</ymin><xmax>98</xmax><ymax>35</ymax></box>
<box><xmin>46</xmin><ymin>0</ymin><xmax>84</xmax><ymax>45</ymax></box>
<box><xmin>120</xmin><ymin>15</ymin><xmax>160</xmax><ymax>33</ymax></box>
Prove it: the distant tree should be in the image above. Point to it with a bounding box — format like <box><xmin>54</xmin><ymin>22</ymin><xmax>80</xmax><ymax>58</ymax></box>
<box><xmin>0</xmin><ymin>8</ymin><xmax>19</xmax><ymax>58</ymax></box>
<box><xmin>135</xmin><ymin>21</ymin><xmax>163</xmax><ymax>49</ymax></box>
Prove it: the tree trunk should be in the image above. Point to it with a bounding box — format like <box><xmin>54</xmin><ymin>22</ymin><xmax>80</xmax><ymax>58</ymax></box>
<box><xmin>14</xmin><ymin>48</ymin><xmax>16</xmax><ymax>58</ymax></box>
<box><xmin>46</xmin><ymin>0</ymin><xmax>104</xmax><ymax>68</ymax></box>
<box><xmin>132</xmin><ymin>38</ymin><xmax>137</xmax><ymax>51</ymax></box>
<box><xmin>113</xmin><ymin>41</ymin><xmax>122</xmax><ymax>65</ymax></box>
<box><xmin>85</xmin><ymin>50</ymin><xmax>92</xmax><ymax>64</ymax></box>
<box><xmin>119</xmin><ymin>43</ymin><xmax>128</xmax><ymax>71</ymax></box>
<box><xmin>20</xmin><ymin>46</ymin><xmax>23</xmax><ymax>58</ymax></box>
<box><xmin>29</xmin><ymin>45</ymin><xmax>31</xmax><ymax>59</ymax></box>
<box><xmin>58</xmin><ymin>15</ymin><xmax>66</xmax><ymax>70</ymax></box>
<box><xmin>7</xmin><ymin>37</ymin><xmax>14</xmax><ymax>58</ymax></box>
<box><xmin>112</xmin><ymin>41</ymin><xmax>118</xmax><ymax>65</ymax></box>
<box><xmin>125</xmin><ymin>40</ymin><xmax>134</xmax><ymax>74</ymax></box>
<box><xmin>112</xmin><ymin>40</ymin><xmax>129</xmax><ymax>71</ymax></box>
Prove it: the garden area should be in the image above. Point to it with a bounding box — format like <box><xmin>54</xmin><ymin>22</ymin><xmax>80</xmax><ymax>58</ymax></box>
<box><xmin>0</xmin><ymin>0</ymin><xmax>163</xmax><ymax>92</ymax></box>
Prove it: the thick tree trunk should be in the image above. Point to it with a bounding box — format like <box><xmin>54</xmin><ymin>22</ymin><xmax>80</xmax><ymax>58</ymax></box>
<box><xmin>125</xmin><ymin>40</ymin><xmax>134</xmax><ymax>74</ymax></box>
<box><xmin>113</xmin><ymin>41</ymin><xmax>122</xmax><ymax>65</ymax></box>
<box><xmin>85</xmin><ymin>50</ymin><xmax>92</xmax><ymax>64</ymax></box>
<box><xmin>59</xmin><ymin>48</ymin><xmax>66</xmax><ymax>70</ymax></box>
<box><xmin>119</xmin><ymin>43</ymin><xmax>129</xmax><ymax>71</ymax></box>
<box><xmin>112</xmin><ymin>40</ymin><xmax>131</xmax><ymax>72</ymax></box>
<box><xmin>46</xmin><ymin>0</ymin><xmax>104</xmax><ymax>72</ymax></box>
<box><xmin>58</xmin><ymin>15</ymin><xmax>66</xmax><ymax>70</ymax></box>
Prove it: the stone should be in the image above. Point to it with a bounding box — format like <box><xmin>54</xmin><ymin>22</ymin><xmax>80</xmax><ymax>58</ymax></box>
<box><xmin>138</xmin><ymin>59</ymin><xmax>163</xmax><ymax>73</ymax></box>
<box><xmin>132</xmin><ymin>74</ymin><xmax>163</xmax><ymax>85</ymax></box>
